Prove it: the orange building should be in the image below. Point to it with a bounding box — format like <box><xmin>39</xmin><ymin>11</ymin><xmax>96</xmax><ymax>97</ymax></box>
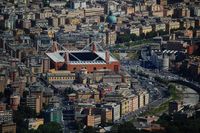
<box><xmin>87</xmin><ymin>115</ymin><xmax>95</xmax><ymax>127</ymax></box>
<box><xmin>101</xmin><ymin>108</ymin><xmax>112</xmax><ymax>123</ymax></box>
<box><xmin>86</xmin><ymin>115</ymin><xmax>101</xmax><ymax>127</ymax></box>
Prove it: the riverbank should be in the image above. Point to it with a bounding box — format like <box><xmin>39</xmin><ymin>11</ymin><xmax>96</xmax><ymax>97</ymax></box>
<box><xmin>144</xmin><ymin>84</ymin><xmax>182</xmax><ymax>116</ymax></box>
<box><xmin>145</xmin><ymin>83</ymin><xmax>200</xmax><ymax>116</ymax></box>
<box><xmin>176</xmin><ymin>84</ymin><xmax>199</xmax><ymax>106</ymax></box>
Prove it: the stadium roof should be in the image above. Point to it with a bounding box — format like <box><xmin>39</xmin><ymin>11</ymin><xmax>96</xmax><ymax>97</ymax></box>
<box><xmin>46</xmin><ymin>52</ymin><xmax>65</xmax><ymax>62</ymax></box>
<box><xmin>46</xmin><ymin>50</ymin><xmax>117</xmax><ymax>64</ymax></box>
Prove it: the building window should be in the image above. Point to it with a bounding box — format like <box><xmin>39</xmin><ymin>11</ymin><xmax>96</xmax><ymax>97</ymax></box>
<box><xmin>73</xmin><ymin>67</ymin><xmax>76</xmax><ymax>71</ymax></box>
<box><xmin>93</xmin><ymin>67</ymin><xmax>96</xmax><ymax>71</ymax></box>
<box><xmin>103</xmin><ymin>67</ymin><xmax>106</xmax><ymax>69</ymax></box>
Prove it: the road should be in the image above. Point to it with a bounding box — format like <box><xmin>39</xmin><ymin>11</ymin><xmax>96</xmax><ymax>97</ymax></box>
<box><xmin>115</xmin><ymin>61</ymin><xmax>170</xmax><ymax>124</ymax></box>
<box><xmin>119</xmin><ymin>58</ymin><xmax>200</xmax><ymax>124</ymax></box>
<box><xmin>114</xmin><ymin>97</ymin><xmax>169</xmax><ymax>124</ymax></box>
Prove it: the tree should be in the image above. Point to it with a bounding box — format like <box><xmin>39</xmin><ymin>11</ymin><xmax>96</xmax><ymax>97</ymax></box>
<box><xmin>131</xmin><ymin>33</ymin><xmax>138</xmax><ymax>41</ymax></box>
<box><xmin>154</xmin><ymin>77</ymin><xmax>169</xmax><ymax>85</ymax></box>
<box><xmin>4</xmin><ymin>87</ymin><xmax>13</xmax><ymax>98</ymax></box>
<box><xmin>0</xmin><ymin>92</ymin><xmax>4</xmax><ymax>99</ymax></box>
<box><xmin>74</xmin><ymin>121</ymin><xmax>84</xmax><ymax>131</ymax></box>
<box><xmin>158</xmin><ymin>30</ymin><xmax>168</xmax><ymax>36</ymax></box>
<box><xmin>13</xmin><ymin>105</ymin><xmax>37</xmax><ymax>133</ymax></box>
<box><xmin>117</xmin><ymin>122</ymin><xmax>139</xmax><ymax>133</ymax></box>
<box><xmin>157</xmin><ymin>113</ymin><xmax>171</xmax><ymax>126</ymax></box>
<box><xmin>188</xmin><ymin>26</ymin><xmax>194</xmax><ymax>30</ymax></box>
<box><xmin>37</xmin><ymin>122</ymin><xmax>62</xmax><ymax>133</ymax></box>
<box><xmin>145</xmin><ymin>31</ymin><xmax>157</xmax><ymax>39</ymax></box>
<box><xmin>157</xmin><ymin>113</ymin><xmax>200</xmax><ymax>133</ymax></box>
<box><xmin>125</xmin><ymin>42</ymin><xmax>131</xmax><ymax>48</ymax></box>
<box><xmin>131</xmin><ymin>69</ymin><xmax>136</xmax><ymax>74</ymax></box>
<box><xmin>83</xmin><ymin>126</ymin><xmax>97</xmax><ymax>133</ymax></box>
<box><xmin>138</xmin><ymin>72</ymin><xmax>149</xmax><ymax>78</ymax></box>
<box><xmin>166</xmin><ymin>125</ymin><xmax>180</xmax><ymax>133</ymax></box>
<box><xmin>117</xmin><ymin>34</ymin><xmax>131</xmax><ymax>43</ymax></box>
<box><xmin>64</xmin><ymin>87</ymin><xmax>75</xmax><ymax>95</ymax></box>
<box><xmin>140</xmin><ymin>33</ymin><xmax>146</xmax><ymax>40</ymax></box>
<box><xmin>23</xmin><ymin>90</ymin><xmax>29</xmax><ymax>98</ymax></box>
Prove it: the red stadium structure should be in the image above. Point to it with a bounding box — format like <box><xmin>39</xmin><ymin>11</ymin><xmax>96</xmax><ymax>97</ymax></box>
<box><xmin>46</xmin><ymin>41</ymin><xmax>120</xmax><ymax>73</ymax></box>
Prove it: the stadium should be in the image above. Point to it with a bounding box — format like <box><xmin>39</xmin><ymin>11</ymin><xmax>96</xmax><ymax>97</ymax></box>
<box><xmin>46</xmin><ymin>41</ymin><xmax>120</xmax><ymax>73</ymax></box>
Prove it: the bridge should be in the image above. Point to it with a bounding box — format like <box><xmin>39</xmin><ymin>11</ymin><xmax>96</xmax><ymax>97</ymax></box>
<box><xmin>176</xmin><ymin>92</ymin><xmax>199</xmax><ymax>95</ymax></box>
<box><xmin>169</xmin><ymin>80</ymin><xmax>200</xmax><ymax>95</ymax></box>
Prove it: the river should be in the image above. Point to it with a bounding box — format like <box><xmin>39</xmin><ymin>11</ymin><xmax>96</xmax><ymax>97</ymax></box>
<box><xmin>176</xmin><ymin>85</ymin><xmax>199</xmax><ymax>106</ymax></box>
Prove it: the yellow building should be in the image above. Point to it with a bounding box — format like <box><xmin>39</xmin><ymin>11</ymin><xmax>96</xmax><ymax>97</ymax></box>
<box><xmin>67</xmin><ymin>10</ymin><xmax>85</xmax><ymax>18</ymax></box>
<box><xmin>140</xmin><ymin>25</ymin><xmax>153</xmax><ymax>35</ymax></box>
<box><xmin>77</xmin><ymin>91</ymin><xmax>100</xmax><ymax>102</ymax></box>
<box><xmin>163</xmin><ymin>9</ymin><xmax>174</xmax><ymax>17</ymax></box>
<box><xmin>46</xmin><ymin>70</ymin><xmax>76</xmax><ymax>83</ymax></box>
<box><xmin>66</xmin><ymin>18</ymin><xmax>81</xmax><ymax>25</ymax></box>
<box><xmin>120</xmin><ymin>99</ymin><xmax>129</xmax><ymax>116</ymax></box>
<box><xmin>106</xmin><ymin>31</ymin><xmax>117</xmax><ymax>46</ymax></box>
<box><xmin>130</xmin><ymin>27</ymin><xmax>140</xmax><ymax>36</ymax></box>
<box><xmin>166</xmin><ymin>21</ymin><xmax>180</xmax><ymax>31</ymax></box>
<box><xmin>77</xmin><ymin>92</ymin><xmax>91</xmax><ymax>100</ymax></box>
<box><xmin>84</xmin><ymin>8</ymin><xmax>104</xmax><ymax>17</ymax></box>
<box><xmin>48</xmin><ymin>29</ymin><xmax>55</xmax><ymax>38</ymax></box>
<box><xmin>152</xmin><ymin>23</ymin><xmax>166</xmax><ymax>32</ymax></box>
<box><xmin>27</xmin><ymin>118</ymin><xmax>44</xmax><ymax>130</ymax></box>
<box><xmin>125</xmin><ymin>7</ymin><xmax>135</xmax><ymax>15</ymax></box>
<box><xmin>31</xmin><ymin>64</ymin><xmax>42</xmax><ymax>74</ymax></box>
<box><xmin>152</xmin><ymin>11</ymin><xmax>164</xmax><ymax>17</ymax></box>
<box><xmin>150</xmin><ymin>4</ymin><xmax>163</xmax><ymax>12</ymax></box>
<box><xmin>138</xmin><ymin>91</ymin><xmax>149</xmax><ymax>108</ymax></box>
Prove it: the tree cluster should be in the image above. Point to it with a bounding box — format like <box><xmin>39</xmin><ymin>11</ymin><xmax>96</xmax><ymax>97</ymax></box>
<box><xmin>116</xmin><ymin>30</ymin><xmax>168</xmax><ymax>43</ymax></box>
<box><xmin>157</xmin><ymin>113</ymin><xmax>200</xmax><ymax>133</ymax></box>
<box><xmin>13</xmin><ymin>105</ymin><xmax>62</xmax><ymax>133</ymax></box>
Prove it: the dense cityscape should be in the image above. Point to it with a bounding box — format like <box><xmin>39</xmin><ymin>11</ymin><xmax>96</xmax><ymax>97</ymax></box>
<box><xmin>0</xmin><ymin>0</ymin><xmax>200</xmax><ymax>133</ymax></box>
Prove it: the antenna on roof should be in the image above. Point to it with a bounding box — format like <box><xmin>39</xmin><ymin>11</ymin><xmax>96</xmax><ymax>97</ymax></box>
<box><xmin>64</xmin><ymin>52</ymin><xmax>69</xmax><ymax>64</ymax></box>
<box><xmin>52</xmin><ymin>41</ymin><xmax>58</xmax><ymax>52</ymax></box>
<box><xmin>82</xmin><ymin>40</ymin><xmax>106</xmax><ymax>52</ymax></box>
<box><xmin>45</xmin><ymin>40</ymin><xmax>67</xmax><ymax>53</ymax></box>
<box><xmin>157</xmin><ymin>32</ymin><xmax>159</xmax><ymax>37</ymax></box>
<box><xmin>92</xmin><ymin>42</ymin><xmax>96</xmax><ymax>52</ymax></box>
